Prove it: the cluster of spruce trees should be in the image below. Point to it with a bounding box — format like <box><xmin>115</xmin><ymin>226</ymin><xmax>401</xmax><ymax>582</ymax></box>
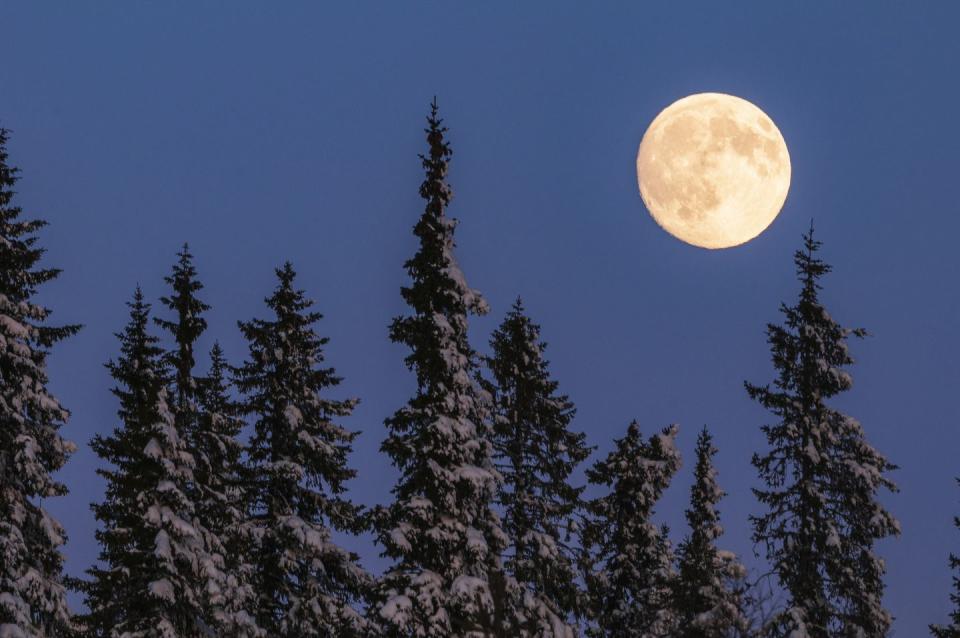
<box><xmin>0</xmin><ymin>103</ymin><xmax>956</xmax><ymax>638</ymax></box>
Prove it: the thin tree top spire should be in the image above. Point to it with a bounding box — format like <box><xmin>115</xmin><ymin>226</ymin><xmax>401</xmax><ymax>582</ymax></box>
<box><xmin>419</xmin><ymin>98</ymin><xmax>453</xmax><ymax>214</ymax></box>
<box><xmin>1</xmin><ymin>127</ymin><xmax>73</xmax><ymax>314</ymax></box>
<box><xmin>397</xmin><ymin>100</ymin><xmax>486</xmax><ymax>334</ymax></box>
<box><xmin>155</xmin><ymin>244</ymin><xmax>209</xmax><ymax>422</ymax></box>
<box><xmin>796</xmin><ymin>219</ymin><xmax>830</xmax><ymax>294</ymax></box>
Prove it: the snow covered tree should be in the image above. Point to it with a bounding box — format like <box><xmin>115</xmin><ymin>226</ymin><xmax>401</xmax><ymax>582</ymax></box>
<box><xmin>582</xmin><ymin>422</ymin><xmax>681</xmax><ymax>638</ymax></box>
<box><xmin>930</xmin><ymin>479</ymin><xmax>960</xmax><ymax>638</ymax></box>
<box><xmin>154</xmin><ymin>246</ymin><xmax>260</xmax><ymax>635</ymax></box>
<box><xmin>83</xmin><ymin>288</ymin><xmax>214</xmax><ymax>637</ymax></box>
<box><xmin>372</xmin><ymin>100</ymin><xmax>517</xmax><ymax>637</ymax></box>
<box><xmin>0</xmin><ymin>126</ymin><xmax>79</xmax><ymax>637</ymax></box>
<box><xmin>746</xmin><ymin>225</ymin><xmax>899</xmax><ymax>638</ymax></box>
<box><xmin>193</xmin><ymin>343</ymin><xmax>261</xmax><ymax>635</ymax></box>
<box><xmin>673</xmin><ymin>426</ymin><xmax>747</xmax><ymax>638</ymax></box>
<box><xmin>235</xmin><ymin>262</ymin><xmax>370</xmax><ymax>637</ymax></box>
<box><xmin>484</xmin><ymin>298</ymin><xmax>590</xmax><ymax>631</ymax></box>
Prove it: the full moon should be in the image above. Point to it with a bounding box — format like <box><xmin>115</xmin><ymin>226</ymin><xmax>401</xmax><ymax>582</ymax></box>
<box><xmin>636</xmin><ymin>93</ymin><xmax>791</xmax><ymax>249</ymax></box>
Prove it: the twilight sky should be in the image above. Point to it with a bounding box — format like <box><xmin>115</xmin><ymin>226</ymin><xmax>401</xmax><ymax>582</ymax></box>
<box><xmin>2</xmin><ymin>2</ymin><xmax>959</xmax><ymax>632</ymax></box>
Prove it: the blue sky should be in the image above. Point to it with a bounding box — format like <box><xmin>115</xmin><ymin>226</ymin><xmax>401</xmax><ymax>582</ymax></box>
<box><xmin>2</xmin><ymin>2</ymin><xmax>959</xmax><ymax>632</ymax></box>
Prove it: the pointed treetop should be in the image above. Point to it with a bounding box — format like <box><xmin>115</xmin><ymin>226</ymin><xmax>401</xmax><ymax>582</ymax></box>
<box><xmin>126</xmin><ymin>285</ymin><xmax>149</xmax><ymax>327</ymax></box>
<box><xmin>262</xmin><ymin>261</ymin><xmax>319</xmax><ymax>321</ymax></box>
<box><xmin>203</xmin><ymin>340</ymin><xmax>230</xmax><ymax>398</ymax></box>
<box><xmin>208</xmin><ymin>340</ymin><xmax>226</xmax><ymax>368</ymax></box>
<box><xmin>420</xmin><ymin>98</ymin><xmax>453</xmax><ymax>212</ymax></box>
<box><xmin>1</xmin><ymin>127</ymin><xmax>71</xmax><ymax>313</ymax></box>
<box><xmin>795</xmin><ymin>219</ymin><xmax>831</xmax><ymax>296</ymax></box>
<box><xmin>156</xmin><ymin>244</ymin><xmax>209</xmax><ymax>405</ymax></box>
<box><xmin>278</xmin><ymin>260</ymin><xmax>295</xmax><ymax>281</ymax></box>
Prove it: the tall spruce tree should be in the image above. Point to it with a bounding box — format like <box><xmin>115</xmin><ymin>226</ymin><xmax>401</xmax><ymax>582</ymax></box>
<box><xmin>583</xmin><ymin>422</ymin><xmax>681</xmax><ymax>638</ymax></box>
<box><xmin>235</xmin><ymin>262</ymin><xmax>369</xmax><ymax>637</ymax></box>
<box><xmin>195</xmin><ymin>343</ymin><xmax>261</xmax><ymax>635</ymax></box>
<box><xmin>673</xmin><ymin>427</ymin><xmax>747</xmax><ymax>638</ymax></box>
<box><xmin>83</xmin><ymin>289</ymin><xmax>212</xmax><ymax>637</ymax></box>
<box><xmin>373</xmin><ymin>101</ymin><xmax>515</xmax><ymax>637</ymax></box>
<box><xmin>746</xmin><ymin>226</ymin><xmax>899</xmax><ymax>637</ymax></box>
<box><xmin>931</xmin><ymin>479</ymin><xmax>960</xmax><ymax>638</ymax></box>
<box><xmin>154</xmin><ymin>246</ymin><xmax>260</xmax><ymax>635</ymax></box>
<box><xmin>484</xmin><ymin>298</ymin><xmax>590</xmax><ymax>631</ymax></box>
<box><xmin>0</xmin><ymin>127</ymin><xmax>79</xmax><ymax>636</ymax></box>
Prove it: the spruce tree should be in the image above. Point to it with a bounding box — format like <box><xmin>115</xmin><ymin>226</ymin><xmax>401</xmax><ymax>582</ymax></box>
<box><xmin>582</xmin><ymin>422</ymin><xmax>681</xmax><ymax>638</ymax></box>
<box><xmin>0</xmin><ymin>127</ymin><xmax>79</xmax><ymax>636</ymax></box>
<box><xmin>235</xmin><ymin>262</ymin><xmax>369</xmax><ymax>637</ymax></box>
<box><xmin>83</xmin><ymin>289</ymin><xmax>211</xmax><ymax>637</ymax></box>
<box><xmin>930</xmin><ymin>479</ymin><xmax>960</xmax><ymax>638</ymax></box>
<box><xmin>746</xmin><ymin>225</ymin><xmax>899</xmax><ymax>637</ymax></box>
<box><xmin>155</xmin><ymin>244</ymin><xmax>208</xmax><ymax>421</ymax></box>
<box><xmin>484</xmin><ymin>298</ymin><xmax>590</xmax><ymax>631</ymax></box>
<box><xmin>373</xmin><ymin>101</ymin><xmax>514</xmax><ymax>637</ymax></box>
<box><xmin>195</xmin><ymin>343</ymin><xmax>261</xmax><ymax>635</ymax></box>
<box><xmin>673</xmin><ymin>427</ymin><xmax>747</xmax><ymax>638</ymax></box>
<box><xmin>154</xmin><ymin>246</ymin><xmax>260</xmax><ymax>635</ymax></box>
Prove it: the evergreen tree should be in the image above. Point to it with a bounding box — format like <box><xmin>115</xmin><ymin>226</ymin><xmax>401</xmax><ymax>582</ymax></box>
<box><xmin>155</xmin><ymin>244</ymin><xmax>208</xmax><ymax>420</ymax></box>
<box><xmin>930</xmin><ymin>479</ymin><xmax>960</xmax><ymax>638</ymax></box>
<box><xmin>484</xmin><ymin>298</ymin><xmax>590</xmax><ymax>631</ymax></box>
<box><xmin>582</xmin><ymin>422</ymin><xmax>681</xmax><ymax>638</ymax></box>
<box><xmin>373</xmin><ymin>100</ymin><xmax>515</xmax><ymax>637</ymax></box>
<box><xmin>235</xmin><ymin>263</ymin><xmax>370</xmax><ymax>637</ymax></box>
<box><xmin>746</xmin><ymin>225</ymin><xmax>899</xmax><ymax>637</ymax></box>
<box><xmin>195</xmin><ymin>344</ymin><xmax>261</xmax><ymax>635</ymax></box>
<box><xmin>83</xmin><ymin>289</ymin><xmax>211</xmax><ymax>637</ymax></box>
<box><xmin>154</xmin><ymin>246</ymin><xmax>260</xmax><ymax>635</ymax></box>
<box><xmin>673</xmin><ymin>427</ymin><xmax>747</xmax><ymax>638</ymax></box>
<box><xmin>0</xmin><ymin>126</ymin><xmax>79</xmax><ymax>636</ymax></box>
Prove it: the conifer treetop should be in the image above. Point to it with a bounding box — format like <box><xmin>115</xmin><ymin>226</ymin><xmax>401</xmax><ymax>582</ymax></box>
<box><xmin>584</xmin><ymin>422</ymin><xmax>681</xmax><ymax>638</ymax></box>
<box><xmin>238</xmin><ymin>260</ymin><xmax>362</xmax><ymax>520</ymax></box>
<box><xmin>155</xmin><ymin>243</ymin><xmax>209</xmax><ymax>406</ymax></box>
<box><xmin>398</xmin><ymin>99</ymin><xmax>487</xmax><ymax>332</ymax></box>
<box><xmin>674</xmin><ymin>426</ymin><xmax>747</xmax><ymax>638</ymax></box>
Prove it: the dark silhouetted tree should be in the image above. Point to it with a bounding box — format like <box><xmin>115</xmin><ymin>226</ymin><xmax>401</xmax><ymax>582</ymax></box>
<box><xmin>583</xmin><ymin>422</ymin><xmax>681</xmax><ymax>638</ymax></box>
<box><xmin>83</xmin><ymin>289</ymin><xmax>213</xmax><ymax>637</ymax></box>
<box><xmin>485</xmin><ymin>298</ymin><xmax>590</xmax><ymax>632</ymax></box>
<box><xmin>195</xmin><ymin>344</ymin><xmax>261</xmax><ymax>635</ymax></box>
<box><xmin>155</xmin><ymin>246</ymin><xmax>260</xmax><ymax>635</ymax></box>
<box><xmin>155</xmin><ymin>244</ymin><xmax>209</xmax><ymax>422</ymax></box>
<box><xmin>235</xmin><ymin>263</ymin><xmax>369</xmax><ymax>637</ymax></box>
<box><xmin>372</xmin><ymin>101</ymin><xmax>515</xmax><ymax>637</ymax></box>
<box><xmin>0</xmin><ymin>126</ymin><xmax>80</xmax><ymax>637</ymax></box>
<box><xmin>673</xmin><ymin>427</ymin><xmax>747</xmax><ymax>638</ymax></box>
<box><xmin>747</xmin><ymin>225</ymin><xmax>899</xmax><ymax>637</ymax></box>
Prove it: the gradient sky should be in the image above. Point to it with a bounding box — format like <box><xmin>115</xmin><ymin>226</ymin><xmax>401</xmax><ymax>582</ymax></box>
<box><xmin>2</xmin><ymin>2</ymin><xmax>958</xmax><ymax>633</ymax></box>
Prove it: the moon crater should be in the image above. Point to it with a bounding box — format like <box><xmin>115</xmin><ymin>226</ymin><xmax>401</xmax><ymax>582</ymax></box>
<box><xmin>637</xmin><ymin>93</ymin><xmax>791</xmax><ymax>249</ymax></box>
